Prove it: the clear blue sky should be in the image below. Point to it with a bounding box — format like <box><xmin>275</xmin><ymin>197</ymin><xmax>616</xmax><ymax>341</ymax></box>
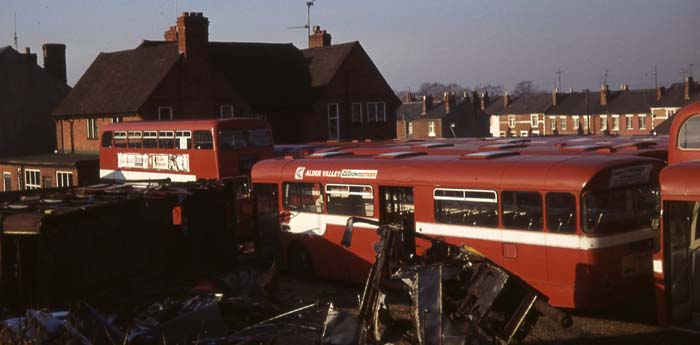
<box><xmin>3</xmin><ymin>0</ymin><xmax>699</xmax><ymax>92</ymax></box>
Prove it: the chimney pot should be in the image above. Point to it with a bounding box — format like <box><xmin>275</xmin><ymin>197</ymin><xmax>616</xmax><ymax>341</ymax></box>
<box><xmin>309</xmin><ymin>26</ymin><xmax>332</xmax><ymax>48</ymax></box>
<box><xmin>600</xmin><ymin>84</ymin><xmax>609</xmax><ymax>106</ymax></box>
<box><xmin>685</xmin><ymin>77</ymin><xmax>694</xmax><ymax>100</ymax></box>
<box><xmin>42</xmin><ymin>43</ymin><xmax>67</xmax><ymax>83</ymax></box>
<box><xmin>422</xmin><ymin>95</ymin><xmax>433</xmax><ymax>115</ymax></box>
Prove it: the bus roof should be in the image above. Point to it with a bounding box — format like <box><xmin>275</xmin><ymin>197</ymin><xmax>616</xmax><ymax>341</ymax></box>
<box><xmin>661</xmin><ymin>160</ymin><xmax>700</xmax><ymax>198</ymax></box>
<box><xmin>252</xmin><ymin>153</ymin><xmax>662</xmax><ymax>192</ymax></box>
<box><xmin>102</xmin><ymin>118</ymin><xmax>269</xmax><ymax>132</ymax></box>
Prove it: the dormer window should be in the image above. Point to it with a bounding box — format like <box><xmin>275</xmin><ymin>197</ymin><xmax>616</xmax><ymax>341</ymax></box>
<box><xmin>158</xmin><ymin>106</ymin><xmax>173</xmax><ymax>120</ymax></box>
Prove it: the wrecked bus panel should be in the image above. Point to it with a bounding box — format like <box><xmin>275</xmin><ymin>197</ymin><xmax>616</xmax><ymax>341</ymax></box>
<box><xmin>323</xmin><ymin>217</ymin><xmax>571</xmax><ymax>345</ymax></box>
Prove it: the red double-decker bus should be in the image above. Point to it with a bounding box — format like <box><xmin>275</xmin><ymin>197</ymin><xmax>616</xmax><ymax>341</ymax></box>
<box><xmin>99</xmin><ymin>118</ymin><xmax>273</xmax><ymax>182</ymax></box>
<box><xmin>654</xmin><ymin>101</ymin><xmax>700</xmax><ymax>328</ymax></box>
<box><xmin>252</xmin><ymin>151</ymin><xmax>663</xmax><ymax>308</ymax></box>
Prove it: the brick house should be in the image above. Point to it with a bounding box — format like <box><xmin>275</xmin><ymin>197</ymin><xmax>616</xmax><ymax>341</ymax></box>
<box><xmin>50</xmin><ymin>13</ymin><xmax>399</xmax><ymax>151</ymax></box>
<box><xmin>652</xmin><ymin>77</ymin><xmax>699</xmax><ymax>134</ymax></box>
<box><xmin>396</xmin><ymin>92</ymin><xmax>490</xmax><ymax>140</ymax></box>
<box><xmin>485</xmin><ymin>91</ymin><xmax>553</xmax><ymax>137</ymax></box>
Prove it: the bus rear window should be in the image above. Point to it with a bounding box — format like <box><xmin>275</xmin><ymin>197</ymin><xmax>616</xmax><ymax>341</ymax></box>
<box><xmin>249</xmin><ymin>129</ymin><xmax>273</xmax><ymax>147</ymax></box>
<box><xmin>219</xmin><ymin>129</ymin><xmax>247</xmax><ymax>149</ymax></box>
<box><xmin>159</xmin><ymin>131</ymin><xmax>175</xmax><ymax>149</ymax></box>
<box><xmin>583</xmin><ymin>186</ymin><xmax>659</xmax><ymax>234</ymax></box>
<box><xmin>678</xmin><ymin>115</ymin><xmax>700</xmax><ymax>149</ymax></box>
<box><xmin>101</xmin><ymin>131</ymin><xmax>113</xmax><ymax>148</ymax></box>
<box><xmin>194</xmin><ymin>130</ymin><xmax>213</xmax><ymax>150</ymax></box>
<box><xmin>434</xmin><ymin>188</ymin><xmax>498</xmax><ymax>227</ymax></box>
<box><xmin>114</xmin><ymin>131</ymin><xmax>127</xmax><ymax>148</ymax></box>
<box><xmin>283</xmin><ymin>182</ymin><xmax>323</xmax><ymax>213</ymax></box>
<box><xmin>176</xmin><ymin>130</ymin><xmax>192</xmax><ymax>150</ymax></box>
<box><xmin>325</xmin><ymin>184</ymin><xmax>374</xmax><ymax>217</ymax></box>
<box><xmin>502</xmin><ymin>191</ymin><xmax>543</xmax><ymax>231</ymax></box>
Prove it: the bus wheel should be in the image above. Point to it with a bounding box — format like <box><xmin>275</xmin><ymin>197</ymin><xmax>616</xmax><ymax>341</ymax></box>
<box><xmin>288</xmin><ymin>245</ymin><xmax>314</xmax><ymax>278</ymax></box>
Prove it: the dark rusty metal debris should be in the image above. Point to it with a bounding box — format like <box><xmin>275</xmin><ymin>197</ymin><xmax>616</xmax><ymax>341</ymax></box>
<box><xmin>322</xmin><ymin>217</ymin><xmax>572</xmax><ymax>345</ymax></box>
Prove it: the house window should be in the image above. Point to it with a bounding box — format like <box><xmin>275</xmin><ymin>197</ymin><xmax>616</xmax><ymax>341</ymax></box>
<box><xmin>428</xmin><ymin>121</ymin><xmax>436</xmax><ymax>137</ymax></box>
<box><xmin>24</xmin><ymin>169</ymin><xmax>40</xmax><ymax>190</ymax></box>
<box><xmin>112</xmin><ymin>116</ymin><xmax>123</xmax><ymax>123</ymax></box>
<box><xmin>407</xmin><ymin>122</ymin><xmax>413</xmax><ymax>135</ymax></box>
<box><xmin>549</xmin><ymin>117</ymin><xmax>556</xmax><ymax>131</ymax></box>
<box><xmin>626</xmin><ymin>115</ymin><xmax>634</xmax><ymax>130</ymax></box>
<box><xmin>2</xmin><ymin>172</ymin><xmax>11</xmax><ymax>192</ymax></box>
<box><xmin>639</xmin><ymin>115</ymin><xmax>647</xmax><ymax>129</ymax></box>
<box><xmin>560</xmin><ymin>116</ymin><xmax>567</xmax><ymax>131</ymax></box>
<box><xmin>220</xmin><ymin>105</ymin><xmax>234</xmax><ymax>118</ymax></box>
<box><xmin>56</xmin><ymin>171</ymin><xmax>73</xmax><ymax>188</ymax></box>
<box><xmin>612</xmin><ymin>115</ymin><xmax>620</xmax><ymax>131</ymax></box>
<box><xmin>367</xmin><ymin>102</ymin><xmax>386</xmax><ymax>123</ymax></box>
<box><xmin>508</xmin><ymin>115</ymin><xmax>515</xmax><ymax>128</ymax></box>
<box><xmin>158</xmin><ymin>106</ymin><xmax>173</xmax><ymax>120</ymax></box>
<box><xmin>572</xmin><ymin>116</ymin><xmax>579</xmax><ymax>129</ymax></box>
<box><xmin>601</xmin><ymin>116</ymin><xmax>608</xmax><ymax>131</ymax></box>
<box><xmin>86</xmin><ymin>118</ymin><xmax>98</xmax><ymax>140</ymax></box>
<box><xmin>530</xmin><ymin>114</ymin><xmax>538</xmax><ymax>127</ymax></box>
<box><xmin>351</xmin><ymin>103</ymin><xmax>362</xmax><ymax>123</ymax></box>
<box><xmin>328</xmin><ymin>103</ymin><xmax>340</xmax><ymax>140</ymax></box>
<box><xmin>583</xmin><ymin>116</ymin><xmax>589</xmax><ymax>129</ymax></box>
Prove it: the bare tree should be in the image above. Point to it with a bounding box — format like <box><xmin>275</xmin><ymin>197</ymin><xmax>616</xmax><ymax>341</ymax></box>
<box><xmin>417</xmin><ymin>82</ymin><xmax>468</xmax><ymax>98</ymax></box>
<box><xmin>474</xmin><ymin>84</ymin><xmax>504</xmax><ymax>97</ymax></box>
<box><xmin>512</xmin><ymin>80</ymin><xmax>540</xmax><ymax>97</ymax></box>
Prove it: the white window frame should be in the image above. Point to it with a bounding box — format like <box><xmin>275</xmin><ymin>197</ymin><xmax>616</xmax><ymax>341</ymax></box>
<box><xmin>407</xmin><ymin>121</ymin><xmax>413</xmax><ymax>135</ymax></box>
<box><xmin>351</xmin><ymin>103</ymin><xmax>363</xmax><ymax>124</ymax></box>
<box><xmin>433</xmin><ymin>188</ymin><xmax>497</xmax><ymax>203</ymax></box>
<box><xmin>367</xmin><ymin>102</ymin><xmax>386</xmax><ymax>123</ymax></box>
<box><xmin>158</xmin><ymin>106</ymin><xmax>173</xmax><ymax>120</ymax></box>
<box><xmin>560</xmin><ymin>116</ymin><xmax>567</xmax><ymax>131</ymax></box>
<box><xmin>530</xmin><ymin>114</ymin><xmax>538</xmax><ymax>127</ymax></box>
<box><xmin>24</xmin><ymin>169</ymin><xmax>40</xmax><ymax>190</ymax></box>
<box><xmin>625</xmin><ymin>114</ymin><xmax>634</xmax><ymax>130</ymax></box>
<box><xmin>499</xmin><ymin>132</ymin><xmax>506</xmax><ymax>137</ymax></box>
<box><xmin>583</xmin><ymin>115</ymin><xmax>589</xmax><ymax>129</ymax></box>
<box><xmin>328</xmin><ymin>103</ymin><xmax>340</xmax><ymax>140</ymax></box>
<box><xmin>612</xmin><ymin>115</ymin><xmax>620</xmax><ymax>131</ymax></box>
<box><xmin>508</xmin><ymin>115</ymin><xmax>516</xmax><ymax>128</ymax></box>
<box><xmin>520</xmin><ymin>130</ymin><xmax>529</xmax><ymax>137</ymax></box>
<box><xmin>86</xmin><ymin>118</ymin><xmax>98</xmax><ymax>140</ymax></box>
<box><xmin>639</xmin><ymin>114</ymin><xmax>647</xmax><ymax>130</ymax></box>
<box><xmin>572</xmin><ymin>116</ymin><xmax>579</xmax><ymax>129</ymax></box>
<box><xmin>56</xmin><ymin>171</ymin><xmax>74</xmax><ymax>188</ymax></box>
<box><xmin>112</xmin><ymin>116</ymin><xmax>123</xmax><ymax>123</ymax></box>
<box><xmin>2</xmin><ymin>172</ymin><xmax>10</xmax><ymax>192</ymax></box>
<box><xmin>220</xmin><ymin>105</ymin><xmax>234</xmax><ymax>118</ymax></box>
<box><xmin>549</xmin><ymin>116</ymin><xmax>556</xmax><ymax>131</ymax></box>
<box><xmin>600</xmin><ymin>115</ymin><xmax>608</xmax><ymax>131</ymax></box>
<box><xmin>428</xmin><ymin>121</ymin><xmax>436</xmax><ymax>137</ymax></box>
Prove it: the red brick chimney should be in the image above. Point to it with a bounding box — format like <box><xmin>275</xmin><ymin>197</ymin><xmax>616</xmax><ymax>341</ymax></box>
<box><xmin>503</xmin><ymin>90</ymin><xmax>510</xmax><ymax>107</ymax></box>
<box><xmin>684</xmin><ymin>77</ymin><xmax>694</xmax><ymax>100</ymax></box>
<box><xmin>444</xmin><ymin>92</ymin><xmax>457</xmax><ymax>113</ymax></box>
<box><xmin>421</xmin><ymin>95</ymin><xmax>433</xmax><ymax>115</ymax></box>
<box><xmin>309</xmin><ymin>26</ymin><xmax>332</xmax><ymax>48</ymax></box>
<box><xmin>481</xmin><ymin>92</ymin><xmax>489</xmax><ymax>110</ymax></box>
<box><xmin>656</xmin><ymin>86</ymin><xmax>665</xmax><ymax>101</ymax></box>
<box><xmin>552</xmin><ymin>88</ymin><xmax>560</xmax><ymax>106</ymax></box>
<box><xmin>600</xmin><ymin>84</ymin><xmax>609</xmax><ymax>106</ymax></box>
<box><xmin>23</xmin><ymin>47</ymin><xmax>37</xmax><ymax>65</ymax></box>
<box><xmin>164</xmin><ymin>26</ymin><xmax>178</xmax><ymax>42</ymax></box>
<box><xmin>620</xmin><ymin>83</ymin><xmax>629</xmax><ymax>91</ymax></box>
<box><xmin>404</xmin><ymin>92</ymin><xmax>416</xmax><ymax>103</ymax></box>
<box><xmin>175</xmin><ymin>12</ymin><xmax>209</xmax><ymax>59</ymax></box>
<box><xmin>42</xmin><ymin>43</ymin><xmax>67</xmax><ymax>84</ymax></box>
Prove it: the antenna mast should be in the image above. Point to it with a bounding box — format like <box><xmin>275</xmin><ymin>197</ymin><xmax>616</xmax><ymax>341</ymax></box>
<box><xmin>287</xmin><ymin>1</ymin><xmax>316</xmax><ymax>46</ymax></box>
<box><xmin>653</xmin><ymin>65</ymin><xmax>658</xmax><ymax>89</ymax></box>
<box><xmin>13</xmin><ymin>11</ymin><xmax>18</xmax><ymax>49</ymax></box>
<box><xmin>555</xmin><ymin>68</ymin><xmax>564</xmax><ymax>91</ymax></box>
<box><xmin>690</xmin><ymin>64</ymin><xmax>695</xmax><ymax>79</ymax></box>
<box><xmin>602</xmin><ymin>69</ymin><xmax>609</xmax><ymax>85</ymax></box>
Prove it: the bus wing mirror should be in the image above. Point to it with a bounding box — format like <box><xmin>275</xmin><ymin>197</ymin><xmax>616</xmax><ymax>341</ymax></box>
<box><xmin>341</xmin><ymin>217</ymin><xmax>354</xmax><ymax>248</ymax></box>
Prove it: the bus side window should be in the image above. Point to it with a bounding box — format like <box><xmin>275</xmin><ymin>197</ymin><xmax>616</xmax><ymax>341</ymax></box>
<box><xmin>325</xmin><ymin>184</ymin><xmax>374</xmax><ymax>217</ymax></box>
<box><xmin>282</xmin><ymin>182</ymin><xmax>323</xmax><ymax>213</ymax></box>
<box><xmin>434</xmin><ymin>188</ymin><xmax>498</xmax><ymax>227</ymax></box>
<box><xmin>502</xmin><ymin>191</ymin><xmax>543</xmax><ymax>231</ymax></box>
<box><xmin>176</xmin><ymin>130</ymin><xmax>192</xmax><ymax>150</ymax></box>
<box><xmin>114</xmin><ymin>131</ymin><xmax>127</xmax><ymax>148</ymax></box>
<box><xmin>127</xmin><ymin>131</ymin><xmax>142</xmax><ymax>149</ymax></box>
<box><xmin>159</xmin><ymin>131</ymin><xmax>175</xmax><ymax>149</ymax></box>
<box><xmin>546</xmin><ymin>192</ymin><xmax>576</xmax><ymax>233</ymax></box>
<box><xmin>143</xmin><ymin>131</ymin><xmax>158</xmax><ymax>149</ymax></box>
<box><xmin>101</xmin><ymin>131</ymin><xmax>114</xmax><ymax>148</ymax></box>
<box><xmin>194</xmin><ymin>130</ymin><xmax>214</xmax><ymax>150</ymax></box>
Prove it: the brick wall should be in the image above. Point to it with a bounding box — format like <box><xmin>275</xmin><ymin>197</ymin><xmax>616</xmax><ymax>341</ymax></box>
<box><xmin>56</xmin><ymin>116</ymin><xmax>141</xmax><ymax>154</ymax></box>
<box><xmin>497</xmin><ymin>113</ymin><xmax>653</xmax><ymax>137</ymax></box>
<box><xmin>0</xmin><ymin>160</ymin><xmax>98</xmax><ymax>191</ymax></box>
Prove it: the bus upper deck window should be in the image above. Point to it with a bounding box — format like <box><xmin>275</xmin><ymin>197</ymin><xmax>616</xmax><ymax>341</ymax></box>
<box><xmin>678</xmin><ymin>115</ymin><xmax>700</xmax><ymax>149</ymax></box>
<box><xmin>101</xmin><ymin>131</ymin><xmax>114</xmax><ymax>148</ymax></box>
<box><xmin>176</xmin><ymin>130</ymin><xmax>192</xmax><ymax>150</ymax></box>
<box><xmin>143</xmin><ymin>131</ymin><xmax>158</xmax><ymax>149</ymax></box>
<box><xmin>127</xmin><ymin>131</ymin><xmax>142</xmax><ymax>149</ymax></box>
<box><xmin>194</xmin><ymin>130</ymin><xmax>214</xmax><ymax>150</ymax></box>
<box><xmin>249</xmin><ymin>129</ymin><xmax>272</xmax><ymax>147</ymax></box>
<box><xmin>159</xmin><ymin>131</ymin><xmax>175</xmax><ymax>149</ymax></box>
<box><xmin>114</xmin><ymin>131</ymin><xmax>127</xmax><ymax>148</ymax></box>
<box><xmin>502</xmin><ymin>191</ymin><xmax>543</xmax><ymax>231</ymax></box>
<box><xmin>219</xmin><ymin>129</ymin><xmax>247</xmax><ymax>149</ymax></box>
<box><xmin>546</xmin><ymin>193</ymin><xmax>576</xmax><ymax>233</ymax></box>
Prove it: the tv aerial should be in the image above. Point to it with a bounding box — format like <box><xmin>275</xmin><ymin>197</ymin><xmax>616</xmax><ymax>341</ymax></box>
<box><xmin>288</xmin><ymin>1</ymin><xmax>317</xmax><ymax>46</ymax></box>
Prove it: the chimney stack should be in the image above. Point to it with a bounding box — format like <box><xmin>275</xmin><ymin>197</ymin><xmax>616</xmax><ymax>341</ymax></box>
<box><xmin>404</xmin><ymin>92</ymin><xmax>416</xmax><ymax>103</ymax></box>
<box><xmin>503</xmin><ymin>90</ymin><xmax>510</xmax><ymax>107</ymax></box>
<box><xmin>620</xmin><ymin>83</ymin><xmax>629</xmax><ymax>91</ymax></box>
<box><xmin>309</xmin><ymin>26</ymin><xmax>332</xmax><ymax>48</ymax></box>
<box><xmin>600</xmin><ymin>84</ymin><xmax>609</xmax><ymax>106</ymax></box>
<box><xmin>552</xmin><ymin>88</ymin><xmax>560</xmax><ymax>106</ymax></box>
<box><xmin>684</xmin><ymin>77</ymin><xmax>694</xmax><ymax>101</ymax></box>
<box><xmin>569</xmin><ymin>87</ymin><xmax>574</xmax><ymax>93</ymax></box>
<box><xmin>42</xmin><ymin>43</ymin><xmax>66</xmax><ymax>84</ymax></box>
<box><xmin>421</xmin><ymin>95</ymin><xmax>433</xmax><ymax>115</ymax></box>
<box><xmin>23</xmin><ymin>47</ymin><xmax>37</xmax><ymax>65</ymax></box>
<box><xmin>656</xmin><ymin>86</ymin><xmax>665</xmax><ymax>101</ymax></box>
<box><xmin>164</xmin><ymin>26</ymin><xmax>178</xmax><ymax>42</ymax></box>
<box><xmin>480</xmin><ymin>92</ymin><xmax>489</xmax><ymax>110</ymax></box>
<box><xmin>444</xmin><ymin>92</ymin><xmax>457</xmax><ymax>113</ymax></box>
<box><xmin>463</xmin><ymin>90</ymin><xmax>470</xmax><ymax>103</ymax></box>
<box><xmin>176</xmin><ymin>12</ymin><xmax>209</xmax><ymax>59</ymax></box>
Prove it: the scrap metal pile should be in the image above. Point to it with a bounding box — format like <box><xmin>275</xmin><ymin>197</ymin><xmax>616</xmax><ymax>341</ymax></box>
<box><xmin>322</xmin><ymin>217</ymin><xmax>572</xmax><ymax>345</ymax></box>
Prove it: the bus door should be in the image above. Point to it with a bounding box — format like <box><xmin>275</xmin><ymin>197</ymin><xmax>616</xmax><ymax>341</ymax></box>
<box><xmin>665</xmin><ymin>200</ymin><xmax>700</xmax><ymax>328</ymax></box>
<box><xmin>379</xmin><ymin>186</ymin><xmax>418</xmax><ymax>254</ymax></box>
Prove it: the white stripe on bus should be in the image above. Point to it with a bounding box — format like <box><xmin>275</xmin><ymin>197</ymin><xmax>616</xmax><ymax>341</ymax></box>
<box><xmin>100</xmin><ymin>169</ymin><xmax>197</xmax><ymax>182</ymax></box>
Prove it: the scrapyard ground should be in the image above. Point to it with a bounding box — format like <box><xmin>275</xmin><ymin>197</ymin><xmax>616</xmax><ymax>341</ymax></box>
<box><xmin>277</xmin><ymin>274</ymin><xmax>700</xmax><ymax>345</ymax></box>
